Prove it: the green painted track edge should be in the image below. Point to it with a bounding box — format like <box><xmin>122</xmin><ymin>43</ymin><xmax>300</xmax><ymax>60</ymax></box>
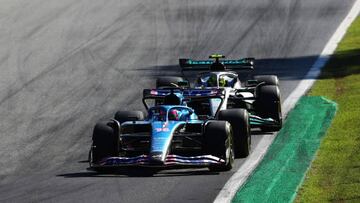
<box><xmin>232</xmin><ymin>96</ymin><xmax>337</xmax><ymax>203</ymax></box>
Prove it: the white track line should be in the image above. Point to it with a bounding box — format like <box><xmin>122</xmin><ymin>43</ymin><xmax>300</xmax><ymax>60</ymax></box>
<box><xmin>214</xmin><ymin>1</ymin><xmax>360</xmax><ymax>202</ymax></box>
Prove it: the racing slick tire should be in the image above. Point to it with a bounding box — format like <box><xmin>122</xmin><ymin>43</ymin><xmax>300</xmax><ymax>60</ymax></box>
<box><xmin>156</xmin><ymin>76</ymin><xmax>188</xmax><ymax>88</ymax></box>
<box><xmin>114</xmin><ymin>111</ymin><xmax>144</xmax><ymax>124</ymax></box>
<box><xmin>204</xmin><ymin>121</ymin><xmax>234</xmax><ymax>172</ymax></box>
<box><xmin>254</xmin><ymin>75</ymin><xmax>279</xmax><ymax>86</ymax></box>
<box><xmin>90</xmin><ymin>121</ymin><xmax>119</xmax><ymax>165</ymax></box>
<box><xmin>218</xmin><ymin>109</ymin><xmax>251</xmax><ymax>158</ymax></box>
<box><xmin>256</xmin><ymin>85</ymin><xmax>282</xmax><ymax>132</ymax></box>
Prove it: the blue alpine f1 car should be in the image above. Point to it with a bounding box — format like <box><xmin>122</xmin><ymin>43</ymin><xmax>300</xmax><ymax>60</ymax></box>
<box><xmin>89</xmin><ymin>88</ymin><xmax>251</xmax><ymax>172</ymax></box>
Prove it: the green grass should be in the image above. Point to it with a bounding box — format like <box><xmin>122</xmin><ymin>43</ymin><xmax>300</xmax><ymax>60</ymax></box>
<box><xmin>295</xmin><ymin>17</ymin><xmax>360</xmax><ymax>202</ymax></box>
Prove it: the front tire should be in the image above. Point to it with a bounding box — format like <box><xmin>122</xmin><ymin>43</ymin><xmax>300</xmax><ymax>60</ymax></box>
<box><xmin>91</xmin><ymin>121</ymin><xmax>119</xmax><ymax>164</ymax></box>
<box><xmin>218</xmin><ymin>109</ymin><xmax>251</xmax><ymax>158</ymax></box>
<box><xmin>204</xmin><ymin>121</ymin><xmax>234</xmax><ymax>172</ymax></box>
<box><xmin>256</xmin><ymin>85</ymin><xmax>282</xmax><ymax>132</ymax></box>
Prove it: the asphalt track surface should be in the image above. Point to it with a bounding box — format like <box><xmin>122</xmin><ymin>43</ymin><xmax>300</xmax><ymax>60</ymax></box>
<box><xmin>0</xmin><ymin>0</ymin><xmax>355</xmax><ymax>202</ymax></box>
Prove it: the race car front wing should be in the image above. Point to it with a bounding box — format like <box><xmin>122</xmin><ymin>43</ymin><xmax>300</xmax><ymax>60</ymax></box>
<box><xmin>249</xmin><ymin>114</ymin><xmax>280</xmax><ymax>127</ymax></box>
<box><xmin>91</xmin><ymin>154</ymin><xmax>225</xmax><ymax>168</ymax></box>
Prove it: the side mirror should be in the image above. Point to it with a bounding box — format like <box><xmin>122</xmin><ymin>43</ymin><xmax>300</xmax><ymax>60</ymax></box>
<box><xmin>246</xmin><ymin>80</ymin><xmax>258</xmax><ymax>86</ymax></box>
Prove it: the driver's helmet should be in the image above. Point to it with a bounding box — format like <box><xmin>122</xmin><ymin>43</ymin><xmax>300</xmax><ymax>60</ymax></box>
<box><xmin>206</xmin><ymin>75</ymin><xmax>217</xmax><ymax>87</ymax></box>
<box><xmin>219</xmin><ymin>77</ymin><xmax>226</xmax><ymax>87</ymax></box>
<box><xmin>168</xmin><ymin>109</ymin><xmax>180</xmax><ymax>121</ymax></box>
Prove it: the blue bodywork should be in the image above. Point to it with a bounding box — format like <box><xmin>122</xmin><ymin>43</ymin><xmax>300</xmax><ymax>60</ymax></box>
<box><xmin>96</xmin><ymin>104</ymin><xmax>224</xmax><ymax>167</ymax></box>
<box><xmin>147</xmin><ymin>105</ymin><xmax>199</xmax><ymax>162</ymax></box>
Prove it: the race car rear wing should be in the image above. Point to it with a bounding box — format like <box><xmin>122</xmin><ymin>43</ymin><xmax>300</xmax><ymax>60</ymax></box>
<box><xmin>179</xmin><ymin>54</ymin><xmax>254</xmax><ymax>71</ymax></box>
<box><xmin>142</xmin><ymin>88</ymin><xmax>225</xmax><ymax>110</ymax></box>
<box><xmin>143</xmin><ymin>88</ymin><xmax>224</xmax><ymax>99</ymax></box>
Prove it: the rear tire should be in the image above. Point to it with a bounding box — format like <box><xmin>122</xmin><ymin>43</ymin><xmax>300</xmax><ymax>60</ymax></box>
<box><xmin>204</xmin><ymin>121</ymin><xmax>234</xmax><ymax>172</ymax></box>
<box><xmin>256</xmin><ymin>85</ymin><xmax>282</xmax><ymax>132</ymax></box>
<box><xmin>114</xmin><ymin>111</ymin><xmax>144</xmax><ymax>124</ymax></box>
<box><xmin>91</xmin><ymin>121</ymin><xmax>119</xmax><ymax>164</ymax></box>
<box><xmin>254</xmin><ymin>75</ymin><xmax>279</xmax><ymax>86</ymax></box>
<box><xmin>156</xmin><ymin>76</ymin><xmax>187</xmax><ymax>88</ymax></box>
<box><xmin>218</xmin><ymin>109</ymin><xmax>251</xmax><ymax>158</ymax></box>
